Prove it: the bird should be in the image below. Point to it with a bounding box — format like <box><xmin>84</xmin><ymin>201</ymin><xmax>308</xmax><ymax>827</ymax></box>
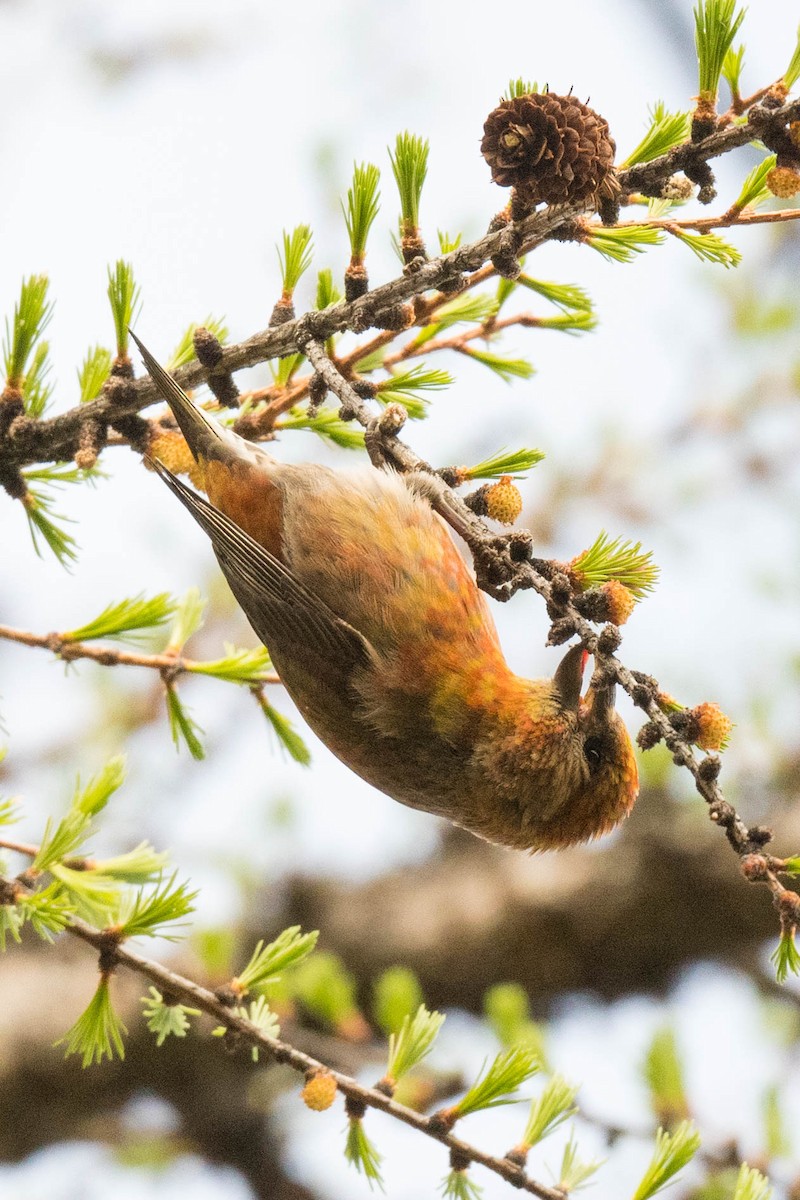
<box><xmin>132</xmin><ymin>333</ymin><xmax>638</xmax><ymax>852</ymax></box>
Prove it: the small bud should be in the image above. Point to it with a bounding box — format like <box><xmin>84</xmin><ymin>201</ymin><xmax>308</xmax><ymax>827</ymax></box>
<box><xmin>766</xmin><ymin>165</ymin><xmax>800</xmax><ymax>198</ymax></box>
<box><xmin>484</xmin><ymin>476</ymin><xmax>523</xmax><ymax>525</ymax></box>
<box><xmin>777</xmin><ymin>890</ymin><xmax>800</xmax><ymax>922</ymax></box>
<box><xmin>597</xmin><ymin>623</ymin><xmax>622</xmax><ymax>655</ymax></box>
<box><xmin>637</xmin><ymin>721</ymin><xmax>662</xmax><ymax>750</ymax></box>
<box><xmin>662</xmin><ymin>174</ymin><xmax>694</xmax><ymax>200</ymax></box>
<box><xmin>697</xmin><ymin>754</ymin><xmax>721</xmax><ymax>782</ymax></box>
<box><xmin>301</xmin><ymin>1070</ymin><xmax>338</xmax><ymax>1111</ymax></box>
<box><xmin>689</xmin><ymin>701</ymin><xmax>734</xmax><ymax>751</ymax></box>
<box><xmin>508</xmin><ymin>531</ymin><xmax>533</xmax><ymax>562</ymax></box>
<box><xmin>741</xmin><ymin>853</ymin><xmax>769</xmax><ymax>882</ymax></box>
<box><xmin>600</xmin><ymin>579</ymin><xmax>636</xmax><ymax>625</ymax></box>
<box><xmin>547</xmin><ymin>617</ymin><xmax>577</xmax><ymax>646</ymax></box>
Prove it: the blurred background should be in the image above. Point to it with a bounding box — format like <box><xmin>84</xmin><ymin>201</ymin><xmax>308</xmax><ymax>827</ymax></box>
<box><xmin>1</xmin><ymin>0</ymin><xmax>799</xmax><ymax>1197</ymax></box>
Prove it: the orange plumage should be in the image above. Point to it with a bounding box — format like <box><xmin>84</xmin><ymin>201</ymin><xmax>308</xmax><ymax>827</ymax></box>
<box><xmin>134</xmin><ymin>334</ymin><xmax>638</xmax><ymax>852</ymax></box>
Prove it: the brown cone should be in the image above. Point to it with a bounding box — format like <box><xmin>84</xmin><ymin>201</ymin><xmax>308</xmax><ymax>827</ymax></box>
<box><xmin>481</xmin><ymin>92</ymin><xmax>617</xmax><ymax>207</ymax></box>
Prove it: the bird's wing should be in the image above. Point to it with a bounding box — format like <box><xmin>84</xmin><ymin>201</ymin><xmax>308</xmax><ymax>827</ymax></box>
<box><xmin>149</xmin><ymin>459</ymin><xmax>375</xmax><ymax>678</ymax></box>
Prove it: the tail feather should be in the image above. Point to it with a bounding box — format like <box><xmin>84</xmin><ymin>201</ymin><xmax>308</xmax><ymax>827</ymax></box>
<box><xmin>130</xmin><ymin>329</ymin><xmax>226</xmax><ymax>463</ymax></box>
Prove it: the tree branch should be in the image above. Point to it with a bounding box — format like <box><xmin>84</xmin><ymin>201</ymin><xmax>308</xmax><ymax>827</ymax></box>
<box><xmin>0</xmin><ymin>869</ymin><xmax>561</xmax><ymax>1200</ymax></box>
<box><xmin>2</xmin><ymin>96</ymin><xmax>798</xmax><ymax>472</ymax></box>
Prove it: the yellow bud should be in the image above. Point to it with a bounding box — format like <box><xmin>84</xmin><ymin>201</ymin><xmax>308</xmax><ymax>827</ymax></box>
<box><xmin>766</xmin><ymin>165</ymin><xmax>800</xmax><ymax>199</ymax></box>
<box><xmin>691</xmin><ymin>702</ymin><xmax>734</xmax><ymax>751</ymax></box>
<box><xmin>600</xmin><ymin>579</ymin><xmax>636</xmax><ymax>625</ymax></box>
<box><xmin>485</xmin><ymin>475</ymin><xmax>523</xmax><ymax>525</ymax></box>
<box><xmin>301</xmin><ymin>1071</ymin><xmax>338</xmax><ymax>1111</ymax></box>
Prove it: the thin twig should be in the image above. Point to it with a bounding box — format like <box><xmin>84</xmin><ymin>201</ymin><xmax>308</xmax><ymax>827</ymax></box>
<box><xmin>0</xmin><ymin>624</ymin><xmax>280</xmax><ymax>684</ymax></box>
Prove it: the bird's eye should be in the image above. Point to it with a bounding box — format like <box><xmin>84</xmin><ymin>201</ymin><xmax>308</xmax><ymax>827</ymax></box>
<box><xmin>583</xmin><ymin>736</ymin><xmax>603</xmax><ymax>770</ymax></box>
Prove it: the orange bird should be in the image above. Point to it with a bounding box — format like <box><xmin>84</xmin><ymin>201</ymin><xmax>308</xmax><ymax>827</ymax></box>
<box><xmin>133</xmin><ymin>335</ymin><xmax>638</xmax><ymax>851</ymax></box>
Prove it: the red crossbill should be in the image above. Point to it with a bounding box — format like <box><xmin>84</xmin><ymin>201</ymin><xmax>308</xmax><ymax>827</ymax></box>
<box><xmin>133</xmin><ymin>335</ymin><xmax>638</xmax><ymax>851</ymax></box>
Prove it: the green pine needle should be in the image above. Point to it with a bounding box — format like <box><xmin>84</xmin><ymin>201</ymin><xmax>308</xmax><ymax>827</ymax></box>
<box><xmin>441</xmin><ymin>1170</ymin><xmax>483</xmax><ymax>1200</ymax></box>
<box><xmin>254</xmin><ymin>693</ymin><xmax>311</xmax><ymax>765</ymax></box>
<box><xmin>78</xmin><ymin>346</ymin><xmax>113</xmax><ymax>402</ymax></box>
<box><xmin>571</xmin><ymin>531</ymin><xmax>659</xmax><ymax>598</ymax></box>
<box><xmin>784</xmin><ymin>25</ymin><xmax>800</xmax><ymax>89</ymax></box>
<box><xmin>270</xmin><ymin>351</ymin><xmax>306</xmax><ymax>388</ymax></box>
<box><xmin>117</xmin><ymin>873</ymin><xmax>197</xmax><ymax>940</ymax></box>
<box><xmin>463</xmin><ymin>348</ymin><xmax>535</xmax><ymax>382</ymax></box>
<box><xmin>33</xmin><ymin>758</ymin><xmax>126</xmax><ymax>873</ymax></box>
<box><xmin>345</xmin><ymin>1118</ymin><xmax>384</xmax><ymax>1191</ymax></box>
<box><xmin>521</xmin><ymin>1075</ymin><xmax>578</xmax><ymax>1148</ymax></box>
<box><xmin>106</xmin><ymin>260</ymin><xmax>141</xmax><ymax>358</ymax></box>
<box><xmin>694</xmin><ymin>0</ymin><xmax>747</xmax><ymax>100</ymax></box>
<box><xmin>142</xmin><ymin>986</ymin><xmax>200</xmax><ymax>1046</ymax></box>
<box><xmin>165</xmin><ymin>682</ymin><xmax>205</xmax><ymax>760</ymax></box>
<box><xmin>92</xmin><ymin>842</ymin><xmax>169</xmax><ymax>885</ymax></box>
<box><xmin>22</xmin><ymin>483</ymin><xmax>79</xmax><ymax>566</ymax></box>
<box><xmin>673</xmin><ymin>229</ymin><xmax>742</xmax><ymax>268</ymax></box>
<box><xmin>454</xmin><ymin>1047</ymin><xmax>540</xmax><ymax>1117</ymax></box>
<box><xmin>376</xmin><ymin>365</ymin><xmax>452</xmax><ymax>417</ymax></box>
<box><xmin>0</xmin><ymin>903</ymin><xmax>24</xmax><ymax>951</ymax></box>
<box><xmin>373</xmin><ymin>967</ymin><xmax>424</xmax><ymax>1035</ymax></box>
<box><xmin>17</xmin><ymin>885</ymin><xmax>72</xmax><ymax>942</ymax></box>
<box><xmin>438</xmin><ymin>230</ymin><xmax>463</xmax><ymax>253</ymax></box>
<box><xmin>22</xmin><ymin>342</ymin><xmax>54</xmax><ymax>417</ymax></box>
<box><xmin>316</xmin><ymin>268</ymin><xmax>342</xmax><ymax>310</ymax></box>
<box><xmin>167</xmin><ymin>316</ymin><xmax>228</xmax><ymax>372</ymax></box>
<box><xmin>278</xmin><ymin>407</ymin><xmax>366</xmax><ymax>450</ymax></box>
<box><xmin>504</xmin><ymin>78</ymin><xmax>540</xmax><ymax>99</ymax></box>
<box><xmin>557</xmin><ymin>1134</ymin><xmax>605</xmax><ymax>1193</ymax></box>
<box><xmin>733</xmin><ymin>1164</ymin><xmax>772</xmax><ymax>1200</ymax></box>
<box><xmin>34</xmin><ymin>816</ymin><xmax>90</xmax><ymax>874</ymax></box>
<box><xmin>517</xmin><ymin>276</ymin><xmax>593</xmax><ymax>313</ymax></box>
<box><xmin>414</xmin><ymin>294</ymin><xmax>498</xmax><ymax>347</ymax></box>
<box><xmin>496</xmin><ymin>275</ymin><xmax>519</xmax><ymax>309</ymax></box>
<box><xmin>535</xmin><ymin>310</ymin><xmax>598</xmax><ymax>335</ymax></box>
<box><xmin>722</xmin><ymin>44</ymin><xmax>746</xmax><ymax>95</ymax></box>
<box><xmin>188</xmin><ymin>644</ymin><xmax>274</xmax><ymax>685</ymax></box>
<box><xmin>3</xmin><ymin>274</ymin><xmax>53</xmax><ymax>386</ymax></box>
<box><xmin>343</xmin><ymin>162</ymin><xmax>381</xmax><ymax>261</ymax></box>
<box><xmin>0</xmin><ymin>798</ymin><xmax>19</xmax><ymax>827</ymax></box>
<box><xmin>732</xmin><ymin>155</ymin><xmax>778</xmax><ymax>212</ymax></box>
<box><xmin>47</xmin><ymin>866</ymin><xmax>120</xmax><ymax>928</ymax></box>
<box><xmin>278</xmin><ymin>226</ymin><xmax>314</xmax><ymax>296</ymax></box>
<box><xmin>164</xmin><ymin>587</ymin><xmax>206</xmax><ymax>655</ymax></box>
<box><xmin>586</xmin><ymin>225</ymin><xmax>665</xmax><ymax>263</ymax></box>
<box><xmin>632</xmin><ymin>1121</ymin><xmax>702</xmax><ymax>1200</ymax></box>
<box><xmin>74</xmin><ymin>755</ymin><xmax>127</xmax><ymax>817</ymax></box>
<box><xmin>621</xmin><ymin>103</ymin><xmax>691</xmax><ymax>169</ymax></box>
<box><xmin>643</xmin><ymin>1027</ymin><xmax>688</xmax><ymax>1123</ymax></box>
<box><xmin>353</xmin><ymin>346</ymin><xmax>387</xmax><ymax>374</ymax></box>
<box><xmin>64</xmin><ymin>593</ymin><xmax>176</xmax><ymax>644</ymax></box>
<box><xmin>389</xmin><ymin>132</ymin><xmax>429</xmax><ymax>232</ymax></box>
<box><xmin>57</xmin><ymin>976</ymin><xmax>127</xmax><ymax>1068</ymax></box>
<box><xmin>234</xmin><ymin>926</ymin><xmax>319</xmax><ymax>993</ymax></box>
<box><xmin>462</xmin><ymin>447</ymin><xmax>544</xmax><ymax>481</ymax></box>
<box><xmin>782</xmin><ymin>856</ymin><xmax>800</xmax><ymax>876</ymax></box>
<box><xmin>771</xmin><ymin>929</ymin><xmax>800</xmax><ymax>984</ymax></box>
<box><xmin>386</xmin><ymin>1004</ymin><xmax>445</xmax><ymax>1083</ymax></box>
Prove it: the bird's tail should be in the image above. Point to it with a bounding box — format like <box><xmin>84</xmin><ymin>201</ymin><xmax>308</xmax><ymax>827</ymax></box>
<box><xmin>130</xmin><ymin>329</ymin><xmax>232</xmax><ymax>465</ymax></box>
